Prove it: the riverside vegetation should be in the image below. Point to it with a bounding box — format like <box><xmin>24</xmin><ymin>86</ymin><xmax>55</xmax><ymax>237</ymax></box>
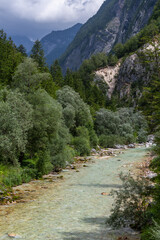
<box><xmin>0</xmin><ymin>0</ymin><xmax>160</xmax><ymax>239</ymax></box>
<box><xmin>0</xmin><ymin>30</ymin><xmax>147</xmax><ymax>193</ymax></box>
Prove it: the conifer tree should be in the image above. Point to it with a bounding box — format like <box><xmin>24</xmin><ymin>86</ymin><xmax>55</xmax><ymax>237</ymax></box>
<box><xmin>30</xmin><ymin>40</ymin><xmax>46</xmax><ymax>71</ymax></box>
<box><xmin>17</xmin><ymin>44</ymin><xmax>27</xmax><ymax>57</ymax></box>
<box><xmin>0</xmin><ymin>30</ymin><xmax>22</xmax><ymax>85</ymax></box>
<box><xmin>64</xmin><ymin>68</ymin><xmax>74</xmax><ymax>87</ymax></box>
<box><xmin>50</xmin><ymin>60</ymin><xmax>64</xmax><ymax>86</ymax></box>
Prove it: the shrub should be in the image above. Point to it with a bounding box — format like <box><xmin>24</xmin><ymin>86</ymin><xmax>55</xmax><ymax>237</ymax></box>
<box><xmin>150</xmin><ymin>221</ymin><xmax>160</xmax><ymax>240</ymax></box>
<box><xmin>2</xmin><ymin>167</ymin><xmax>37</xmax><ymax>187</ymax></box>
<box><xmin>107</xmin><ymin>174</ymin><xmax>151</xmax><ymax>230</ymax></box>
<box><xmin>89</xmin><ymin>128</ymin><xmax>99</xmax><ymax>148</ymax></box>
<box><xmin>137</xmin><ymin>129</ymin><xmax>148</xmax><ymax>143</ymax></box>
<box><xmin>36</xmin><ymin>151</ymin><xmax>52</xmax><ymax>177</ymax></box>
<box><xmin>99</xmin><ymin>134</ymin><xmax>125</xmax><ymax>148</ymax></box>
<box><xmin>73</xmin><ymin>136</ymin><xmax>90</xmax><ymax>156</ymax></box>
<box><xmin>3</xmin><ymin>170</ymin><xmax>22</xmax><ymax>187</ymax></box>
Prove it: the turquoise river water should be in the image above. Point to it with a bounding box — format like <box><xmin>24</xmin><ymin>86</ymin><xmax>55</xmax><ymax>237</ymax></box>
<box><xmin>0</xmin><ymin>147</ymin><xmax>147</xmax><ymax>240</ymax></box>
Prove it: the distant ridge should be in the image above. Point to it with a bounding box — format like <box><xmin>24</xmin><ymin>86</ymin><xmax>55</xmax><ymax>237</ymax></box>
<box><xmin>11</xmin><ymin>35</ymin><xmax>34</xmax><ymax>53</ymax></box>
<box><xmin>40</xmin><ymin>23</ymin><xmax>82</xmax><ymax>66</ymax></box>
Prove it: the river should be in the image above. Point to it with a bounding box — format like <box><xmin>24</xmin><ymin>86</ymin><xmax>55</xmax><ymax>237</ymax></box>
<box><xmin>0</xmin><ymin>147</ymin><xmax>147</xmax><ymax>240</ymax></box>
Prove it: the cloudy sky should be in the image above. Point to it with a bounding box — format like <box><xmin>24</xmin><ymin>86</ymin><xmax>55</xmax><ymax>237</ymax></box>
<box><xmin>0</xmin><ymin>0</ymin><xmax>104</xmax><ymax>39</ymax></box>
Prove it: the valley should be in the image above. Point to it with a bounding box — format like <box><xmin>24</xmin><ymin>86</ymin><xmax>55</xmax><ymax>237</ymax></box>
<box><xmin>0</xmin><ymin>0</ymin><xmax>160</xmax><ymax>239</ymax></box>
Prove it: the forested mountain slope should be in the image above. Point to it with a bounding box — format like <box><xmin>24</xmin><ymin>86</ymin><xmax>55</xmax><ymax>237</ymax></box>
<box><xmin>60</xmin><ymin>0</ymin><xmax>157</xmax><ymax>72</ymax></box>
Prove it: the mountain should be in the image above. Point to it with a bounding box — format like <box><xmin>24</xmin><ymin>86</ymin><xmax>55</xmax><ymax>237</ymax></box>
<box><xmin>60</xmin><ymin>0</ymin><xmax>157</xmax><ymax>72</ymax></box>
<box><xmin>40</xmin><ymin>23</ymin><xmax>82</xmax><ymax>66</ymax></box>
<box><xmin>11</xmin><ymin>35</ymin><xmax>34</xmax><ymax>53</ymax></box>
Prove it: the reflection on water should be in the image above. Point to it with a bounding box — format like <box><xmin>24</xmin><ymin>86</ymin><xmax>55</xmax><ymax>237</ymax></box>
<box><xmin>0</xmin><ymin>148</ymin><xmax>146</xmax><ymax>240</ymax></box>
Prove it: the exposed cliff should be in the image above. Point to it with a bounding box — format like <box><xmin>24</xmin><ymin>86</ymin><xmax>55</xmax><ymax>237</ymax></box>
<box><xmin>94</xmin><ymin>62</ymin><xmax>121</xmax><ymax>99</ymax></box>
<box><xmin>94</xmin><ymin>46</ymin><xmax>153</xmax><ymax>105</ymax></box>
<box><xmin>60</xmin><ymin>0</ymin><xmax>157</xmax><ymax>72</ymax></box>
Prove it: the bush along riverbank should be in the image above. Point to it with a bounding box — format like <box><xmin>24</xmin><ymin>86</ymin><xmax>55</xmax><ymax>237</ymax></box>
<box><xmin>106</xmin><ymin>138</ymin><xmax>160</xmax><ymax>240</ymax></box>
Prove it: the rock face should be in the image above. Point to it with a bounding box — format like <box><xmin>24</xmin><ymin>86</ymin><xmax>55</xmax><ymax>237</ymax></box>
<box><xmin>95</xmin><ymin>62</ymin><xmax>121</xmax><ymax>99</ymax></box>
<box><xmin>60</xmin><ymin>0</ymin><xmax>157</xmax><ymax>72</ymax></box>
<box><xmin>94</xmin><ymin>45</ymin><xmax>154</xmax><ymax>103</ymax></box>
<box><xmin>40</xmin><ymin>23</ymin><xmax>82</xmax><ymax>66</ymax></box>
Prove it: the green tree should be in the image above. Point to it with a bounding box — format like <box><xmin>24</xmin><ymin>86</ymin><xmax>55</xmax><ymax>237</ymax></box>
<box><xmin>13</xmin><ymin>58</ymin><xmax>57</xmax><ymax>97</ymax></box>
<box><xmin>17</xmin><ymin>44</ymin><xmax>27</xmax><ymax>57</ymax></box>
<box><xmin>30</xmin><ymin>40</ymin><xmax>46</xmax><ymax>71</ymax></box>
<box><xmin>0</xmin><ymin>89</ymin><xmax>33</xmax><ymax>166</ymax></box>
<box><xmin>57</xmin><ymin>86</ymin><xmax>93</xmax><ymax>131</ymax></box>
<box><xmin>0</xmin><ymin>30</ymin><xmax>22</xmax><ymax>86</ymax></box>
<box><xmin>64</xmin><ymin>68</ymin><xmax>74</xmax><ymax>87</ymax></box>
<box><xmin>107</xmin><ymin>174</ymin><xmax>151</xmax><ymax>230</ymax></box>
<box><xmin>50</xmin><ymin>60</ymin><xmax>64</xmax><ymax>87</ymax></box>
<box><xmin>113</xmin><ymin>43</ymin><xmax>124</xmax><ymax>58</ymax></box>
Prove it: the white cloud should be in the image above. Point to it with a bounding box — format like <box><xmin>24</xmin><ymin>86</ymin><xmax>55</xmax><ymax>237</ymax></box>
<box><xmin>0</xmin><ymin>0</ymin><xmax>104</xmax><ymax>23</ymax></box>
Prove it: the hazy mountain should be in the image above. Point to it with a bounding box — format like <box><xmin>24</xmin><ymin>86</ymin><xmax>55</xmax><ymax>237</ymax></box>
<box><xmin>40</xmin><ymin>23</ymin><xmax>82</xmax><ymax>66</ymax></box>
<box><xmin>11</xmin><ymin>35</ymin><xmax>34</xmax><ymax>53</ymax></box>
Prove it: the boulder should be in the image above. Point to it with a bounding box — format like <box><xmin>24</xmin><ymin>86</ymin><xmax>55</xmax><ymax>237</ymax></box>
<box><xmin>128</xmin><ymin>144</ymin><xmax>135</xmax><ymax>148</ymax></box>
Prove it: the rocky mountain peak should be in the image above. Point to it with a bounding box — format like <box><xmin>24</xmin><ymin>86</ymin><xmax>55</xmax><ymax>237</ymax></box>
<box><xmin>60</xmin><ymin>0</ymin><xmax>157</xmax><ymax>72</ymax></box>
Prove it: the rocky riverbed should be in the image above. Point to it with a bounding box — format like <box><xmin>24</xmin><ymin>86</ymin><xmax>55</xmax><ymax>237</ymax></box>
<box><xmin>0</xmin><ymin>147</ymin><xmax>148</xmax><ymax>240</ymax></box>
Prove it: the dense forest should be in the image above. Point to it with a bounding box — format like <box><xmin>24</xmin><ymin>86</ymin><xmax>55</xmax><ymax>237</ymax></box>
<box><xmin>0</xmin><ymin>0</ymin><xmax>160</xmax><ymax>239</ymax></box>
<box><xmin>0</xmin><ymin>30</ymin><xmax>147</xmax><ymax>186</ymax></box>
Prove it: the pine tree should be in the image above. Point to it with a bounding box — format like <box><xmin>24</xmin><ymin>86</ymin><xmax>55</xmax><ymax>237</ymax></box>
<box><xmin>30</xmin><ymin>40</ymin><xmax>46</xmax><ymax>71</ymax></box>
<box><xmin>0</xmin><ymin>30</ymin><xmax>22</xmax><ymax>85</ymax></box>
<box><xmin>17</xmin><ymin>44</ymin><xmax>27</xmax><ymax>57</ymax></box>
<box><xmin>50</xmin><ymin>60</ymin><xmax>64</xmax><ymax>86</ymax></box>
<box><xmin>64</xmin><ymin>68</ymin><xmax>74</xmax><ymax>87</ymax></box>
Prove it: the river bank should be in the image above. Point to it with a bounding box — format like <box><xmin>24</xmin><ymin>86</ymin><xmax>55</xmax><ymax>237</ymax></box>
<box><xmin>0</xmin><ymin>147</ymin><xmax>148</xmax><ymax>240</ymax></box>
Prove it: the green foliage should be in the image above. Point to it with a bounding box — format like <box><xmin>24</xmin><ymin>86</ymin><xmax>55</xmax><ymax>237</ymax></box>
<box><xmin>0</xmin><ymin>30</ymin><xmax>22</xmax><ymax>86</ymax></box>
<box><xmin>1</xmin><ymin>165</ymin><xmax>37</xmax><ymax>188</ymax></box>
<box><xmin>36</xmin><ymin>151</ymin><xmax>52</xmax><ymax>177</ymax></box>
<box><xmin>57</xmin><ymin>87</ymin><xmax>96</xmax><ymax>154</ymax></box>
<box><xmin>73</xmin><ymin>137</ymin><xmax>90</xmax><ymax>156</ymax></box>
<box><xmin>107</xmin><ymin>54</ymin><xmax>118</xmax><ymax>66</ymax></box>
<box><xmin>49</xmin><ymin>123</ymin><xmax>72</xmax><ymax>170</ymax></box>
<box><xmin>57</xmin><ymin>86</ymin><xmax>93</xmax><ymax>131</ymax></box>
<box><xmin>64</xmin><ymin>68</ymin><xmax>74</xmax><ymax>88</ymax></box>
<box><xmin>17</xmin><ymin>44</ymin><xmax>27</xmax><ymax>57</ymax></box>
<box><xmin>72</xmin><ymin>126</ymin><xmax>91</xmax><ymax>156</ymax></box>
<box><xmin>59</xmin><ymin>52</ymin><xmax>109</xmax><ymax>110</ymax></box>
<box><xmin>137</xmin><ymin>129</ymin><xmax>148</xmax><ymax>143</ymax></box>
<box><xmin>88</xmin><ymin>127</ymin><xmax>99</xmax><ymax>148</ymax></box>
<box><xmin>95</xmin><ymin>108</ymin><xmax>121</xmax><ymax>136</ymax></box>
<box><xmin>150</xmin><ymin>221</ymin><xmax>160</xmax><ymax>240</ymax></box>
<box><xmin>27</xmin><ymin>89</ymin><xmax>62</xmax><ymax>154</ymax></box>
<box><xmin>0</xmin><ymin>89</ymin><xmax>33</xmax><ymax>166</ymax></box>
<box><xmin>107</xmin><ymin>174</ymin><xmax>151</xmax><ymax>230</ymax></box>
<box><xmin>149</xmin><ymin>0</ymin><xmax>160</xmax><ymax>22</ymax></box>
<box><xmin>113</xmin><ymin>43</ymin><xmax>124</xmax><ymax>58</ymax></box>
<box><xmin>50</xmin><ymin>60</ymin><xmax>64</xmax><ymax>87</ymax></box>
<box><xmin>99</xmin><ymin>134</ymin><xmax>125</xmax><ymax>148</ymax></box>
<box><xmin>13</xmin><ymin>58</ymin><xmax>57</xmax><ymax>97</ymax></box>
<box><xmin>30</xmin><ymin>40</ymin><xmax>47</xmax><ymax>71</ymax></box>
<box><xmin>95</xmin><ymin>108</ymin><xmax>147</xmax><ymax>146</ymax></box>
